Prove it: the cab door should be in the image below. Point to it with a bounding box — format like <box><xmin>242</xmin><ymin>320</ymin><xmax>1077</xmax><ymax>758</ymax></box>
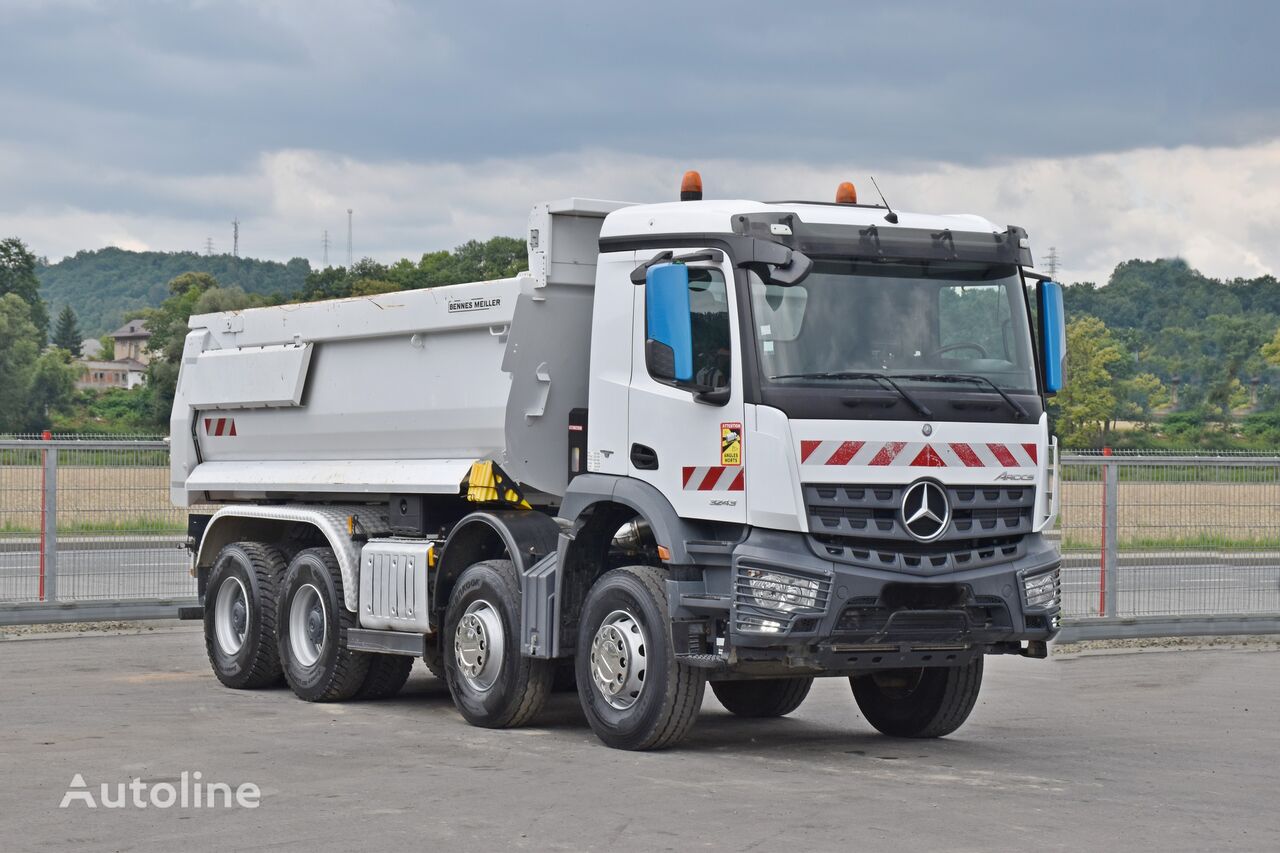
<box><xmin>627</xmin><ymin>255</ymin><xmax>747</xmax><ymax>523</ymax></box>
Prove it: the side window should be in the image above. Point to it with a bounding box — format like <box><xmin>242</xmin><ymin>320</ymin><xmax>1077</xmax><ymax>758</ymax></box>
<box><xmin>688</xmin><ymin>268</ymin><xmax>731</xmax><ymax>389</ymax></box>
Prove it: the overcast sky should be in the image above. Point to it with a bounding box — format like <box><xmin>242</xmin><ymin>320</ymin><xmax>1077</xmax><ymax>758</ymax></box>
<box><xmin>2</xmin><ymin>0</ymin><xmax>1277</xmax><ymax>284</ymax></box>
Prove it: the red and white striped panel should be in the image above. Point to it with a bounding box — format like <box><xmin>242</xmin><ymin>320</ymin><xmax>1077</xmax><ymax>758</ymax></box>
<box><xmin>682</xmin><ymin>466</ymin><xmax>745</xmax><ymax>491</ymax></box>
<box><xmin>204</xmin><ymin>417</ymin><xmax>237</xmax><ymax>437</ymax></box>
<box><xmin>800</xmin><ymin>440</ymin><xmax>1037</xmax><ymax>468</ymax></box>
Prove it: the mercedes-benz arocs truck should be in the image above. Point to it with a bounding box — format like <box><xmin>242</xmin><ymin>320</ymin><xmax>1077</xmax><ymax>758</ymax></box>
<box><xmin>172</xmin><ymin>173</ymin><xmax>1067</xmax><ymax>750</ymax></box>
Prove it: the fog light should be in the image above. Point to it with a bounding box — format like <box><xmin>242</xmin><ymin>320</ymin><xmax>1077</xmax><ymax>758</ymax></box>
<box><xmin>1023</xmin><ymin>569</ymin><xmax>1060</xmax><ymax>609</ymax></box>
<box><xmin>736</xmin><ymin>613</ymin><xmax>786</xmax><ymax>634</ymax></box>
<box><xmin>741</xmin><ymin>568</ymin><xmax>820</xmax><ymax>613</ymax></box>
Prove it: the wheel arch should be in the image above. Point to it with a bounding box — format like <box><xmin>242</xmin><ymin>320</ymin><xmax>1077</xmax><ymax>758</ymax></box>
<box><xmin>434</xmin><ymin>510</ymin><xmax>561</xmax><ymax>623</ymax></box>
<box><xmin>551</xmin><ymin>475</ymin><xmax>745</xmax><ymax>658</ymax></box>
<box><xmin>195</xmin><ymin>504</ymin><xmax>389</xmax><ymax>612</ymax></box>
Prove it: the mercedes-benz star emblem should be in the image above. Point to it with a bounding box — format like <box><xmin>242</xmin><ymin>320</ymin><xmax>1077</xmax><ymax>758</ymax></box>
<box><xmin>901</xmin><ymin>480</ymin><xmax>950</xmax><ymax>542</ymax></box>
<box><xmin>922</xmin><ymin>423</ymin><xmax>933</xmax><ymax>436</ymax></box>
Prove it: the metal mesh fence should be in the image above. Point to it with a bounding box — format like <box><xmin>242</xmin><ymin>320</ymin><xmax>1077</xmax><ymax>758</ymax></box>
<box><xmin>0</xmin><ymin>439</ymin><xmax>197</xmax><ymax>605</ymax></box>
<box><xmin>4</xmin><ymin>439</ymin><xmax>1280</xmax><ymax>627</ymax></box>
<box><xmin>1057</xmin><ymin>454</ymin><xmax>1280</xmax><ymax>619</ymax></box>
<box><xmin>0</xmin><ymin>443</ymin><xmax>46</xmax><ymax>602</ymax></box>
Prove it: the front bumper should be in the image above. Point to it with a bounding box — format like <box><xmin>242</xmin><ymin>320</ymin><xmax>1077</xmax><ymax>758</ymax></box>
<box><xmin>670</xmin><ymin>528</ymin><xmax>1061</xmax><ymax>674</ymax></box>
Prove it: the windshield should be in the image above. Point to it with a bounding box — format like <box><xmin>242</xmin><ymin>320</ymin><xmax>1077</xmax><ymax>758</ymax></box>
<box><xmin>750</xmin><ymin>259</ymin><xmax>1038</xmax><ymax>393</ymax></box>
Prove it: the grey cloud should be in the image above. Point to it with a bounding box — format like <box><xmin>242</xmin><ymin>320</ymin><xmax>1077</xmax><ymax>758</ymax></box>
<box><xmin>2</xmin><ymin>0</ymin><xmax>1277</xmax><ymax>184</ymax></box>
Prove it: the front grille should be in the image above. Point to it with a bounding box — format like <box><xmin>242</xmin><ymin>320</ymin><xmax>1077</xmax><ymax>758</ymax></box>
<box><xmin>814</xmin><ymin>535</ymin><xmax>1026</xmax><ymax>574</ymax></box>
<box><xmin>806</xmin><ymin>481</ymin><xmax>1034</xmax><ymax>574</ymax></box>
<box><xmin>805</xmin><ymin>483</ymin><xmax>1035</xmax><ymax>544</ymax></box>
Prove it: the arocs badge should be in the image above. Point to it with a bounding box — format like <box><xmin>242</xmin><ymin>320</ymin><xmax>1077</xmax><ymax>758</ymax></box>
<box><xmin>720</xmin><ymin>422</ymin><xmax>742</xmax><ymax>466</ymax></box>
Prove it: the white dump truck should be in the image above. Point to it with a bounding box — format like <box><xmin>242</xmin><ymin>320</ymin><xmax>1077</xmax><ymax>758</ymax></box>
<box><xmin>172</xmin><ymin>174</ymin><xmax>1067</xmax><ymax>750</ymax></box>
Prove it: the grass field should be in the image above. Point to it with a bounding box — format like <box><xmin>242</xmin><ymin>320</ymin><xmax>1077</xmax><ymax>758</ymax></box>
<box><xmin>1057</xmin><ymin>480</ymin><xmax>1280</xmax><ymax>548</ymax></box>
<box><xmin>0</xmin><ymin>465</ymin><xmax>185</xmax><ymax>536</ymax></box>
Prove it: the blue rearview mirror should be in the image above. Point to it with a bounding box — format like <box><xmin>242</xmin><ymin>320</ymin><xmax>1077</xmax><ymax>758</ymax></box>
<box><xmin>1038</xmin><ymin>280</ymin><xmax>1066</xmax><ymax>394</ymax></box>
<box><xmin>645</xmin><ymin>263</ymin><xmax>694</xmax><ymax>382</ymax></box>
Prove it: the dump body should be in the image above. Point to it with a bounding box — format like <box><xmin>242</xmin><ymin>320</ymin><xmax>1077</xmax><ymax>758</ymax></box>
<box><xmin>171</xmin><ymin>199</ymin><xmax>627</xmax><ymax>507</ymax></box>
<box><xmin>171</xmin><ymin>278</ymin><xmax>521</xmax><ymax>505</ymax></box>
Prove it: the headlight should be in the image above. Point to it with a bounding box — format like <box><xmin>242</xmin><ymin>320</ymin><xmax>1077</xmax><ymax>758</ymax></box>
<box><xmin>741</xmin><ymin>568</ymin><xmax>821</xmax><ymax>613</ymax></box>
<box><xmin>1023</xmin><ymin>569</ymin><xmax>1060</xmax><ymax>609</ymax></box>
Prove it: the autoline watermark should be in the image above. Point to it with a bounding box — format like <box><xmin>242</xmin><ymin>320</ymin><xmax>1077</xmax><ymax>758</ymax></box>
<box><xmin>60</xmin><ymin>772</ymin><xmax>261</xmax><ymax>809</ymax></box>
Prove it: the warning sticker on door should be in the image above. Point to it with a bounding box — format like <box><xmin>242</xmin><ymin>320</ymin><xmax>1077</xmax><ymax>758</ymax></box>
<box><xmin>720</xmin><ymin>422</ymin><xmax>742</xmax><ymax>466</ymax></box>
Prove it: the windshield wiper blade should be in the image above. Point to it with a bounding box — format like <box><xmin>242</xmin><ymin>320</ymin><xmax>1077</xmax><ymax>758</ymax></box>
<box><xmin>770</xmin><ymin>371</ymin><xmax>932</xmax><ymax>417</ymax></box>
<box><xmin>890</xmin><ymin>373</ymin><xmax>1028</xmax><ymax>420</ymax></box>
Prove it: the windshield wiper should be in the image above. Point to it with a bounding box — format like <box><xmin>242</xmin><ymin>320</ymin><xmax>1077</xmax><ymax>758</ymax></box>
<box><xmin>890</xmin><ymin>373</ymin><xmax>1029</xmax><ymax>420</ymax></box>
<box><xmin>770</xmin><ymin>371</ymin><xmax>932</xmax><ymax>418</ymax></box>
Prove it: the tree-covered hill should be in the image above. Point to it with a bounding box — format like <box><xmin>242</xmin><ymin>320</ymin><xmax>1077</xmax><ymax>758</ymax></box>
<box><xmin>1057</xmin><ymin>258</ymin><xmax>1280</xmax><ymax>447</ymax></box>
<box><xmin>37</xmin><ymin>248</ymin><xmax>311</xmax><ymax>336</ymax></box>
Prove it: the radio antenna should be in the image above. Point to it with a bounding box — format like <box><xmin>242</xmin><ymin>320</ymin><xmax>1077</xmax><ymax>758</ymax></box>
<box><xmin>870</xmin><ymin>176</ymin><xmax>899</xmax><ymax>224</ymax></box>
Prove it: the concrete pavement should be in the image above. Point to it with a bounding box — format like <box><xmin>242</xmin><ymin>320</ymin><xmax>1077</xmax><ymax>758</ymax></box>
<box><xmin>0</xmin><ymin>625</ymin><xmax>1277</xmax><ymax>852</ymax></box>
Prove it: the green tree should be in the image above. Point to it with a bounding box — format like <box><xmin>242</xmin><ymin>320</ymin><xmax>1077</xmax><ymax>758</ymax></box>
<box><xmin>98</xmin><ymin>334</ymin><xmax>115</xmax><ymax>360</ymax></box>
<box><xmin>26</xmin><ymin>349</ymin><xmax>79</xmax><ymax>428</ymax></box>
<box><xmin>1051</xmin><ymin>315</ymin><xmax>1126</xmax><ymax>447</ymax></box>
<box><xmin>1115</xmin><ymin>372</ymin><xmax>1170</xmax><ymax>427</ymax></box>
<box><xmin>0</xmin><ymin>237</ymin><xmax>49</xmax><ymax>343</ymax></box>
<box><xmin>0</xmin><ymin>294</ymin><xmax>76</xmax><ymax>431</ymax></box>
<box><xmin>0</xmin><ymin>294</ymin><xmax>41</xmax><ymax>430</ymax></box>
<box><xmin>52</xmin><ymin>304</ymin><xmax>83</xmax><ymax>356</ymax></box>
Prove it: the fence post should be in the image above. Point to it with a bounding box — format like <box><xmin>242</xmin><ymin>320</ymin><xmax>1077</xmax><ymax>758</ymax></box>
<box><xmin>1102</xmin><ymin>455</ymin><xmax>1119</xmax><ymax>617</ymax></box>
<box><xmin>41</xmin><ymin>438</ymin><xmax>58</xmax><ymax>602</ymax></box>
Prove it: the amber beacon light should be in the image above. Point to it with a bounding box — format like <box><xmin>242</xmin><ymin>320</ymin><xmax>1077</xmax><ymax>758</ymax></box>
<box><xmin>835</xmin><ymin>181</ymin><xmax>858</xmax><ymax>204</ymax></box>
<box><xmin>680</xmin><ymin>170</ymin><xmax>703</xmax><ymax>201</ymax></box>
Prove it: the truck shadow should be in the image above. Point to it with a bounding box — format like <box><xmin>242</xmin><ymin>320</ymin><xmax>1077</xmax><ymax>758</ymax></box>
<box><xmin>383</xmin><ymin>671</ymin><xmax>1015</xmax><ymax>761</ymax></box>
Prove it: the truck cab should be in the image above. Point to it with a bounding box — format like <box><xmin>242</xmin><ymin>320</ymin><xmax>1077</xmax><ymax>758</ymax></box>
<box><xmin>175</xmin><ymin>175</ymin><xmax>1066</xmax><ymax>750</ymax></box>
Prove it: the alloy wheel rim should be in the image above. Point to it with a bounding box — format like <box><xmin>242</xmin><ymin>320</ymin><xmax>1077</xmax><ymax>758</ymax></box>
<box><xmin>289</xmin><ymin>583</ymin><xmax>327</xmax><ymax>668</ymax></box>
<box><xmin>214</xmin><ymin>575</ymin><xmax>250</xmax><ymax>656</ymax></box>
<box><xmin>589</xmin><ymin>609</ymin><xmax>648</xmax><ymax>710</ymax></box>
<box><xmin>454</xmin><ymin>599</ymin><xmax>505</xmax><ymax>693</ymax></box>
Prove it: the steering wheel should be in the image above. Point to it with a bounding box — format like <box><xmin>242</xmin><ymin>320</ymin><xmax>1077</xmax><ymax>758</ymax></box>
<box><xmin>931</xmin><ymin>342</ymin><xmax>988</xmax><ymax>359</ymax></box>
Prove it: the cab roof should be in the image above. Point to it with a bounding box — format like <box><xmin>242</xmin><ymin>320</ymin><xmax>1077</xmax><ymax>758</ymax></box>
<box><xmin>598</xmin><ymin>199</ymin><xmax>1005</xmax><ymax>242</ymax></box>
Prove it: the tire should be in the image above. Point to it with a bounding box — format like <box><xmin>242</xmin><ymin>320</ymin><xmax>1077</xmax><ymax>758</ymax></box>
<box><xmin>576</xmin><ymin>566</ymin><xmax>706</xmax><ymax>751</ymax></box>
<box><xmin>423</xmin><ymin>635</ymin><xmax>446</xmax><ymax>680</ymax></box>
<box><xmin>277</xmin><ymin>547</ymin><xmax>371</xmax><ymax>702</ymax></box>
<box><xmin>443</xmin><ymin>559</ymin><xmax>552</xmax><ymax>728</ymax></box>
<box><xmin>356</xmin><ymin>654</ymin><xmax>414</xmax><ymax>700</ymax></box>
<box><xmin>850</xmin><ymin>657</ymin><xmax>984</xmax><ymax>738</ymax></box>
<box><xmin>203</xmin><ymin>541</ymin><xmax>287</xmax><ymax>689</ymax></box>
<box><xmin>552</xmin><ymin>661</ymin><xmax>577</xmax><ymax>693</ymax></box>
<box><xmin>711</xmin><ymin>677</ymin><xmax>813</xmax><ymax>718</ymax></box>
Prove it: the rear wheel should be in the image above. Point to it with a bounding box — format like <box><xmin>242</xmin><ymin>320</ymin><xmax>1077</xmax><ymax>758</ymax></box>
<box><xmin>356</xmin><ymin>654</ymin><xmax>414</xmax><ymax>699</ymax></box>
<box><xmin>576</xmin><ymin>566</ymin><xmax>705</xmax><ymax>751</ymax></box>
<box><xmin>850</xmin><ymin>657</ymin><xmax>983</xmax><ymax>738</ymax></box>
<box><xmin>277</xmin><ymin>547</ymin><xmax>370</xmax><ymax>702</ymax></box>
<box><xmin>712</xmin><ymin>677</ymin><xmax>813</xmax><ymax>718</ymax></box>
<box><xmin>203</xmin><ymin>542</ymin><xmax>286</xmax><ymax>689</ymax></box>
<box><xmin>423</xmin><ymin>635</ymin><xmax>446</xmax><ymax>680</ymax></box>
<box><xmin>443</xmin><ymin>559</ymin><xmax>552</xmax><ymax>727</ymax></box>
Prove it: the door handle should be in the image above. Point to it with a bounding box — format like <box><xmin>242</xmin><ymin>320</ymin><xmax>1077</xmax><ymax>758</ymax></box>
<box><xmin>630</xmin><ymin>443</ymin><xmax>659</xmax><ymax>470</ymax></box>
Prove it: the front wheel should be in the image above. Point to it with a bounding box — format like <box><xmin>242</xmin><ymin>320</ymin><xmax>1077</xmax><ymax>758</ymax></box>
<box><xmin>443</xmin><ymin>559</ymin><xmax>552</xmax><ymax>728</ymax></box>
<box><xmin>850</xmin><ymin>657</ymin><xmax>983</xmax><ymax>738</ymax></box>
<box><xmin>712</xmin><ymin>677</ymin><xmax>813</xmax><ymax>718</ymax></box>
<box><xmin>576</xmin><ymin>566</ymin><xmax>706</xmax><ymax>751</ymax></box>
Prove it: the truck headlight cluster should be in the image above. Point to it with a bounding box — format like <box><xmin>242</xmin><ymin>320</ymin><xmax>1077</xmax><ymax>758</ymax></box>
<box><xmin>739</xmin><ymin>568</ymin><xmax>823</xmax><ymax>614</ymax></box>
<box><xmin>1023</xmin><ymin>568</ymin><xmax>1060</xmax><ymax>610</ymax></box>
